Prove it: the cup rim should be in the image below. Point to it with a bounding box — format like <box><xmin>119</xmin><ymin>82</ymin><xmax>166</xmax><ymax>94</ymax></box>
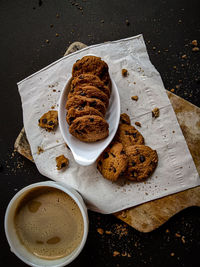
<box><xmin>4</xmin><ymin>181</ymin><xmax>89</xmax><ymax>267</ymax></box>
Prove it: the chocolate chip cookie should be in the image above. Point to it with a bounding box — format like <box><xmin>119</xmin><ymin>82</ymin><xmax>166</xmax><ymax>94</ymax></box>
<box><xmin>72</xmin><ymin>56</ymin><xmax>111</xmax><ymax>87</ymax></box>
<box><xmin>124</xmin><ymin>145</ymin><xmax>158</xmax><ymax>181</ymax></box>
<box><xmin>115</xmin><ymin>123</ymin><xmax>144</xmax><ymax>148</ymax></box>
<box><xmin>66</xmin><ymin>106</ymin><xmax>103</xmax><ymax>125</ymax></box>
<box><xmin>38</xmin><ymin>110</ymin><xmax>58</xmax><ymax>131</ymax></box>
<box><xmin>71</xmin><ymin>73</ymin><xmax>111</xmax><ymax>97</ymax></box>
<box><xmin>69</xmin><ymin>115</ymin><xmax>109</xmax><ymax>142</ymax></box>
<box><xmin>120</xmin><ymin>113</ymin><xmax>131</xmax><ymax>125</ymax></box>
<box><xmin>65</xmin><ymin>95</ymin><xmax>106</xmax><ymax>117</ymax></box>
<box><xmin>68</xmin><ymin>85</ymin><xmax>109</xmax><ymax>108</ymax></box>
<box><xmin>97</xmin><ymin>142</ymin><xmax>128</xmax><ymax>181</ymax></box>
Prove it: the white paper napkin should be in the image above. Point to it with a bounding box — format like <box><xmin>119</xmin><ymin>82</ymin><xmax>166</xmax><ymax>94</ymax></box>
<box><xmin>18</xmin><ymin>34</ymin><xmax>200</xmax><ymax>214</ymax></box>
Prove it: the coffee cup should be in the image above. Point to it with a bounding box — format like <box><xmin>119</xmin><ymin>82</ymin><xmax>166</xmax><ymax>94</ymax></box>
<box><xmin>4</xmin><ymin>181</ymin><xmax>89</xmax><ymax>267</ymax></box>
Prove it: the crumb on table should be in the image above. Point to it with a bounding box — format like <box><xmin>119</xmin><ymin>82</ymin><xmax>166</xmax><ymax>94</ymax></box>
<box><xmin>122</xmin><ymin>68</ymin><xmax>128</xmax><ymax>77</ymax></box>
<box><xmin>152</xmin><ymin>107</ymin><xmax>160</xmax><ymax>118</ymax></box>
<box><xmin>131</xmin><ymin>95</ymin><xmax>138</xmax><ymax>101</ymax></box>
<box><xmin>56</xmin><ymin>155</ymin><xmax>69</xmax><ymax>170</ymax></box>
<box><xmin>135</xmin><ymin>121</ymin><xmax>141</xmax><ymax>127</ymax></box>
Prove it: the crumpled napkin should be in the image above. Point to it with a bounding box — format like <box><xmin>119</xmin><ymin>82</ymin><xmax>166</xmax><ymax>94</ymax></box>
<box><xmin>18</xmin><ymin>34</ymin><xmax>200</xmax><ymax>214</ymax></box>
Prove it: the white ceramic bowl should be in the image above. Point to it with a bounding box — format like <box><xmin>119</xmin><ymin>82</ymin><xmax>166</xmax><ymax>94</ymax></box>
<box><xmin>4</xmin><ymin>181</ymin><xmax>89</xmax><ymax>267</ymax></box>
<box><xmin>58</xmin><ymin>76</ymin><xmax>120</xmax><ymax>166</ymax></box>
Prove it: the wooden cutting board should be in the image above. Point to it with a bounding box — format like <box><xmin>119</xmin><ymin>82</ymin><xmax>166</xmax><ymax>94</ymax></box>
<box><xmin>14</xmin><ymin>42</ymin><xmax>200</xmax><ymax>233</ymax></box>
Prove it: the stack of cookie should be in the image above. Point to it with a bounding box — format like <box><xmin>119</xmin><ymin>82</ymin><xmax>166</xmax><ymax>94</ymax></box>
<box><xmin>65</xmin><ymin>56</ymin><xmax>111</xmax><ymax>142</ymax></box>
<box><xmin>97</xmin><ymin>113</ymin><xmax>158</xmax><ymax>182</ymax></box>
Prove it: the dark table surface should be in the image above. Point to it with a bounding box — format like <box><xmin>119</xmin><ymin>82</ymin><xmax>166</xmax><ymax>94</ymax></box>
<box><xmin>0</xmin><ymin>0</ymin><xmax>200</xmax><ymax>266</ymax></box>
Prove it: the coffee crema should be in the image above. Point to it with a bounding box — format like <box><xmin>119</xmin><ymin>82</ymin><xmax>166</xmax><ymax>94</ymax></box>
<box><xmin>14</xmin><ymin>187</ymin><xmax>84</xmax><ymax>260</ymax></box>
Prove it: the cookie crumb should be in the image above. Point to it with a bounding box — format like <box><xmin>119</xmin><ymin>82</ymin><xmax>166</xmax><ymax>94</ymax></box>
<box><xmin>175</xmin><ymin>233</ymin><xmax>181</xmax><ymax>238</ymax></box>
<box><xmin>170</xmin><ymin>252</ymin><xmax>175</xmax><ymax>257</ymax></box>
<box><xmin>122</xmin><ymin>68</ymin><xmax>128</xmax><ymax>77</ymax></box>
<box><xmin>45</xmin><ymin>39</ymin><xmax>50</xmax><ymax>43</ymax></box>
<box><xmin>97</xmin><ymin>228</ymin><xmax>104</xmax><ymax>235</ymax></box>
<box><xmin>191</xmin><ymin>40</ymin><xmax>198</xmax><ymax>46</ymax></box>
<box><xmin>135</xmin><ymin>121</ymin><xmax>141</xmax><ymax>127</ymax></box>
<box><xmin>192</xmin><ymin>47</ymin><xmax>199</xmax><ymax>52</ymax></box>
<box><xmin>113</xmin><ymin>251</ymin><xmax>120</xmax><ymax>257</ymax></box>
<box><xmin>152</xmin><ymin>107</ymin><xmax>160</xmax><ymax>118</ymax></box>
<box><xmin>181</xmin><ymin>54</ymin><xmax>187</xmax><ymax>59</ymax></box>
<box><xmin>55</xmin><ymin>33</ymin><xmax>59</xmax><ymax>37</ymax></box>
<box><xmin>125</xmin><ymin>19</ymin><xmax>130</xmax><ymax>26</ymax></box>
<box><xmin>181</xmin><ymin>236</ymin><xmax>186</xmax><ymax>244</ymax></box>
<box><xmin>56</xmin><ymin>155</ymin><xmax>69</xmax><ymax>170</ymax></box>
<box><xmin>131</xmin><ymin>95</ymin><xmax>138</xmax><ymax>101</ymax></box>
<box><xmin>38</xmin><ymin>110</ymin><xmax>58</xmax><ymax>131</ymax></box>
<box><xmin>37</xmin><ymin>146</ymin><xmax>44</xmax><ymax>155</ymax></box>
<box><xmin>171</xmin><ymin>88</ymin><xmax>175</xmax><ymax>92</ymax></box>
<box><xmin>105</xmin><ymin>230</ymin><xmax>112</xmax><ymax>235</ymax></box>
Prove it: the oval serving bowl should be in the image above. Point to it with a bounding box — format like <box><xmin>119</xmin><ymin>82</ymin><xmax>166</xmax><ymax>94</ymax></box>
<box><xmin>58</xmin><ymin>75</ymin><xmax>120</xmax><ymax>166</ymax></box>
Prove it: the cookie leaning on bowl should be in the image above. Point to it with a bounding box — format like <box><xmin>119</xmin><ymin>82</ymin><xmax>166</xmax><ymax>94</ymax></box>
<box><xmin>72</xmin><ymin>56</ymin><xmax>111</xmax><ymax>88</ymax></box>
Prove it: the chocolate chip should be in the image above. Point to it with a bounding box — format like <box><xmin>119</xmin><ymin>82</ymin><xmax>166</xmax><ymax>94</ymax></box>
<box><xmin>75</xmin><ymin>129</ymin><xmax>81</xmax><ymax>134</ymax></box>
<box><xmin>70</xmin><ymin>88</ymin><xmax>74</xmax><ymax>93</ymax></box>
<box><xmin>89</xmin><ymin>118</ymin><xmax>94</xmax><ymax>122</ymax></box>
<box><xmin>79</xmin><ymin>75</ymin><xmax>84</xmax><ymax>79</ymax></box>
<box><xmin>111</xmin><ymin>153</ymin><xmax>116</xmax><ymax>158</ymax></box>
<box><xmin>131</xmin><ymin>171</ymin><xmax>137</xmax><ymax>177</ymax></box>
<box><xmin>139</xmin><ymin>155</ymin><xmax>146</xmax><ymax>163</ymax></box>
<box><xmin>80</xmin><ymin>101</ymin><xmax>86</xmax><ymax>108</ymax></box>
<box><xmin>38</xmin><ymin>119</ymin><xmax>40</xmax><ymax>123</ymax></box>
<box><xmin>90</xmin><ymin>101</ymin><xmax>97</xmax><ymax>107</ymax></box>
<box><xmin>98</xmin><ymin>160</ymin><xmax>102</xmax><ymax>166</ymax></box>
<box><xmin>78</xmin><ymin>106</ymin><xmax>84</xmax><ymax>111</ymax></box>
<box><xmin>48</xmin><ymin>120</ymin><xmax>54</xmax><ymax>126</ymax></box>
<box><xmin>76</xmin><ymin>59</ymin><xmax>80</xmax><ymax>62</ymax></box>
<box><xmin>120</xmin><ymin>150</ymin><xmax>125</xmax><ymax>155</ymax></box>
<box><xmin>80</xmin><ymin>92</ymin><xmax>86</xmax><ymax>96</ymax></box>
<box><xmin>125</xmin><ymin>131</ymin><xmax>136</xmax><ymax>138</ymax></box>
<box><xmin>61</xmin><ymin>162</ymin><xmax>66</xmax><ymax>168</ymax></box>
<box><xmin>103</xmin><ymin>152</ymin><xmax>109</xmax><ymax>159</ymax></box>
<box><xmin>113</xmin><ymin>167</ymin><xmax>116</xmax><ymax>173</ymax></box>
<box><xmin>42</xmin><ymin>118</ymin><xmax>47</xmax><ymax>124</ymax></box>
<box><xmin>69</xmin><ymin>117</ymin><xmax>75</xmax><ymax>124</ymax></box>
<box><xmin>131</xmin><ymin>161</ymin><xmax>136</xmax><ymax>166</ymax></box>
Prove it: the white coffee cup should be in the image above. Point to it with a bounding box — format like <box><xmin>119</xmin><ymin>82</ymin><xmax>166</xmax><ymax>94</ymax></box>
<box><xmin>4</xmin><ymin>181</ymin><xmax>89</xmax><ymax>267</ymax></box>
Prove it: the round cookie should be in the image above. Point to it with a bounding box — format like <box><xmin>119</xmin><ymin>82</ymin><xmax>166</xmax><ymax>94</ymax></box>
<box><xmin>97</xmin><ymin>142</ymin><xmax>128</xmax><ymax>182</ymax></box>
<box><xmin>68</xmin><ymin>85</ymin><xmax>109</xmax><ymax>108</ymax></box>
<box><xmin>115</xmin><ymin>123</ymin><xmax>144</xmax><ymax>148</ymax></box>
<box><xmin>65</xmin><ymin>95</ymin><xmax>106</xmax><ymax>117</ymax></box>
<box><xmin>72</xmin><ymin>56</ymin><xmax>111</xmax><ymax>87</ymax></box>
<box><xmin>71</xmin><ymin>73</ymin><xmax>111</xmax><ymax>97</ymax></box>
<box><xmin>69</xmin><ymin>115</ymin><xmax>109</xmax><ymax>142</ymax></box>
<box><xmin>120</xmin><ymin>113</ymin><xmax>131</xmax><ymax>125</ymax></box>
<box><xmin>124</xmin><ymin>145</ymin><xmax>158</xmax><ymax>182</ymax></box>
<box><xmin>66</xmin><ymin>106</ymin><xmax>103</xmax><ymax>125</ymax></box>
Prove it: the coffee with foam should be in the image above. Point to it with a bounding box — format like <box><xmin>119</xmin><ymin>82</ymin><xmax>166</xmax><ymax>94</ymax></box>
<box><xmin>14</xmin><ymin>187</ymin><xmax>84</xmax><ymax>260</ymax></box>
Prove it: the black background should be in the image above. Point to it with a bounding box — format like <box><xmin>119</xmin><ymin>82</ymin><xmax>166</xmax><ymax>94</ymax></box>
<box><xmin>0</xmin><ymin>0</ymin><xmax>200</xmax><ymax>266</ymax></box>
